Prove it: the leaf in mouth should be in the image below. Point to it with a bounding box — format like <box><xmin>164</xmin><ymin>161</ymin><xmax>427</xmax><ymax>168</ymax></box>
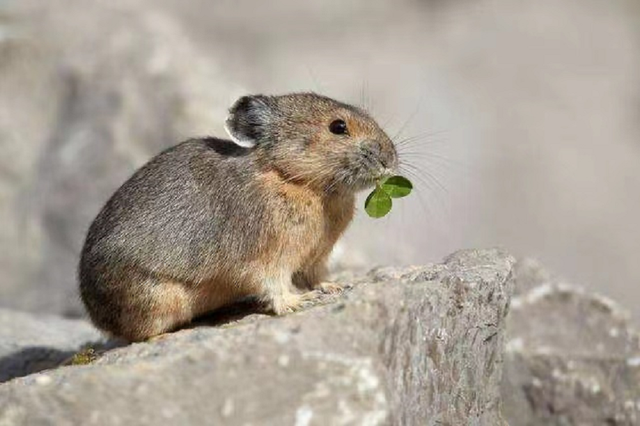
<box><xmin>380</xmin><ymin>175</ymin><xmax>413</xmax><ymax>198</ymax></box>
<box><xmin>364</xmin><ymin>175</ymin><xmax>413</xmax><ymax>218</ymax></box>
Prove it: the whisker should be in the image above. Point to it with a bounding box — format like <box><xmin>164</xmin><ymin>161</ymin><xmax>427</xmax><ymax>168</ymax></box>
<box><xmin>305</xmin><ymin>65</ymin><xmax>324</xmax><ymax>93</ymax></box>
<box><xmin>364</xmin><ymin>78</ymin><xmax>372</xmax><ymax>113</ymax></box>
<box><xmin>400</xmin><ymin>161</ymin><xmax>449</xmax><ymax>196</ymax></box>
<box><xmin>398</xmin><ymin>152</ymin><xmax>467</xmax><ymax>172</ymax></box>
<box><xmin>396</xmin><ymin>167</ymin><xmax>438</xmax><ymax>219</ymax></box>
<box><xmin>394</xmin><ymin>128</ymin><xmax>449</xmax><ymax>146</ymax></box>
<box><xmin>390</xmin><ymin>93</ymin><xmax>428</xmax><ymax>143</ymax></box>
<box><xmin>381</xmin><ymin>113</ymin><xmax>397</xmax><ymax>130</ymax></box>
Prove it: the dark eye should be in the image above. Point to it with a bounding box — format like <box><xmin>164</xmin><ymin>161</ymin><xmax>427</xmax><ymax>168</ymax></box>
<box><xmin>329</xmin><ymin>119</ymin><xmax>348</xmax><ymax>135</ymax></box>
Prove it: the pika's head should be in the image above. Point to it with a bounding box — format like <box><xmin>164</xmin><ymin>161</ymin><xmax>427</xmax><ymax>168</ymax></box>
<box><xmin>225</xmin><ymin>93</ymin><xmax>398</xmax><ymax>193</ymax></box>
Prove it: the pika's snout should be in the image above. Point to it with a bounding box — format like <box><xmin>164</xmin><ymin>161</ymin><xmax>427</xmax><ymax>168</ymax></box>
<box><xmin>361</xmin><ymin>139</ymin><xmax>399</xmax><ymax>175</ymax></box>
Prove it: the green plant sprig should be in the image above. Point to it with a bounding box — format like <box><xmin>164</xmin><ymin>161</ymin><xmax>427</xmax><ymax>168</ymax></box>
<box><xmin>364</xmin><ymin>175</ymin><xmax>413</xmax><ymax>218</ymax></box>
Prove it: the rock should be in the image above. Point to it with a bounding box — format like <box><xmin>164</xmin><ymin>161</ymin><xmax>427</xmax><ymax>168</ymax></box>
<box><xmin>0</xmin><ymin>248</ymin><xmax>515</xmax><ymax>425</ymax></box>
<box><xmin>502</xmin><ymin>259</ymin><xmax>640</xmax><ymax>426</ymax></box>
<box><xmin>0</xmin><ymin>308</ymin><xmax>102</xmax><ymax>382</ymax></box>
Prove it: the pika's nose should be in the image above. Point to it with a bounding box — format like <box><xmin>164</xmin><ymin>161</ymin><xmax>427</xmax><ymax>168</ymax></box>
<box><xmin>362</xmin><ymin>139</ymin><xmax>398</xmax><ymax>174</ymax></box>
<box><xmin>376</xmin><ymin>139</ymin><xmax>399</xmax><ymax>171</ymax></box>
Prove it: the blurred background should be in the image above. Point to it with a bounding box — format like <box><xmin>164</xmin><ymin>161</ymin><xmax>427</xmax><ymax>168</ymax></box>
<box><xmin>0</xmin><ymin>0</ymin><xmax>639</xmax><ymax>322</ymax></box>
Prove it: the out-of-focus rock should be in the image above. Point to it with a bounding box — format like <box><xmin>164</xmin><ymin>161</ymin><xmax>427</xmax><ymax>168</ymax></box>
<box><xmin>0</xmin><ymin>0</ymin><xmax>242</xmax><ymax>317</ymax></box>
<box><xmin>0</xmin><ymin>249</ymin><xmax>515</xmax><ymax>425</ymax></box>
<box><xmin>502</xmin><ymin>259</ymin><xmax>640</xmax><ymax>426</ymax></box>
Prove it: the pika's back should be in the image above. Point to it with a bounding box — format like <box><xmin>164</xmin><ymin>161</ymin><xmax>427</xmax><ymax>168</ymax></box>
<box><xmin>80</xmin><ymin>138</ymin><xmax>266</xmax><ymax>284</ymax></box>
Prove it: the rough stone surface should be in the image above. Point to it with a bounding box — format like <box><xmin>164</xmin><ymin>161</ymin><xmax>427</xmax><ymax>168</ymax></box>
<box><xmin>0</xmin><ymin>249</ymin><xmax>515</xmax><ymax>425</ymax></box>
<box><xmin>502</xmin><ymin>258</ymin><xmax>640</xmax><ymax>426</ymax></box>
<box><xmin>0</xmin><ymin>309</ymin><xmax>102</xmax><ymax>382</ymax></box>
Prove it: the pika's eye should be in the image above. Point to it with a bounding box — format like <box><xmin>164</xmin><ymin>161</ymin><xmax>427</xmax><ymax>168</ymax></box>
<box><xmin>329</xmin><ymin>119</ymin><xmax>348</xmax><ymax>135</ymax></box>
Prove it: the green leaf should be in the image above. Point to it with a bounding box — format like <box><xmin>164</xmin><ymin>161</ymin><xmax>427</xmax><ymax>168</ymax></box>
<box><xmin>365</xmin><ymin>188</ymin><xmax>393</xmax><ymax>218</ymax></box>
<box><xmin>380</xmin><ymin>176</ymin><xmax>413</xmax><ymax>198</ymax></box>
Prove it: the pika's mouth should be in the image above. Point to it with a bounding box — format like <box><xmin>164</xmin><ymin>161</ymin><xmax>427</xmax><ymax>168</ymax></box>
<box><xmin>348</xmin><ymin>168</ymin><xmax>394</xmax><ymax>192</ymax></box>
<box><xmin>358</xmin><ymin>142</ymin><xmax>399</xmax><ymax>179</ymax></box>
<box><xmin>329</xmin><ymin>146</ymin><xmax>398</xmax><ymax>193</ymax></box>
<box><xmin>359</xmin><ymin>175</ymin><xmax>380</xmax><ymax>188</ymax></box>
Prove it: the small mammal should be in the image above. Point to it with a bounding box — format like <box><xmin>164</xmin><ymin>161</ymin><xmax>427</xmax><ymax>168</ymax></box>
<box><xmin>79</xmin><ymin>93</ymin><xmax>398</xmax><ymax>341</ymax></box>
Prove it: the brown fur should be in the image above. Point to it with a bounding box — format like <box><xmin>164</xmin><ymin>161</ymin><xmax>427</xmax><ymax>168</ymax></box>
<box><xmin>79</xmin><ymin>93</ymin><xmax>397</xmax><ymax>341</ymax></box>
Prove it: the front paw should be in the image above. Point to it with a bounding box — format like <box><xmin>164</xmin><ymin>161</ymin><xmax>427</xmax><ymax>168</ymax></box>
<box><xmin>316</xmin><ymin>282</ymin><xmax>347</xmax><ymax>295</ymax></box>
<box><xmin>270</xmin><ymin>291</ymin><xmax>320</xmax><ymax>315</ymax></box>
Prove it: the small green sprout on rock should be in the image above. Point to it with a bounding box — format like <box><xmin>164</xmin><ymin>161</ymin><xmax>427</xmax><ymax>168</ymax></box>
<box><xmin>364</xmin><ymin>176</ymin><xmax>413</xmax><ymax>218</ymax></box>
<box><xmin>69</xmin><ymin>347</ymin><xmax>98</xmax><ymax>365</ymax></box>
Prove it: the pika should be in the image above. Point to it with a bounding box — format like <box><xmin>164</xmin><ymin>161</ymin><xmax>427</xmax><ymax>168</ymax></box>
<box><xmin>79</xmin><ymin>93</ymin><xmax>398</xmax><ymax>341</ymax></box>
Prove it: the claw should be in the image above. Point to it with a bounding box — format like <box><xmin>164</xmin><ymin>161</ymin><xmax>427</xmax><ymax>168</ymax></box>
<box><xmin>317</xmin><ymin>282</ymin><xmax>345</xmax><ymax>295</ymax></box>
<box><xmin>300</xmin><ymin>290</ymin><xmax>322</xmax><ymax>301</ymax></box>
<box><xmin>271</xmin><ymin>291</ymin><xmax>320</xmax><ymax>315</ymax></box>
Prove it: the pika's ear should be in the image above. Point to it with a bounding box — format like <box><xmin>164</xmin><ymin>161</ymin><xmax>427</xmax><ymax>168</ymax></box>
<box><xmin>224</xmin><ymin>95</ymin><xmax>273</xmax><ymax>148</ymax></box>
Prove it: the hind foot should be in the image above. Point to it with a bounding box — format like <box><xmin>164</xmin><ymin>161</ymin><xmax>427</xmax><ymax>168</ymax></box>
<box><xmin>270</xmin><ymin>291</ymin><xmax>321</xmax><ymax>315</ymax></box>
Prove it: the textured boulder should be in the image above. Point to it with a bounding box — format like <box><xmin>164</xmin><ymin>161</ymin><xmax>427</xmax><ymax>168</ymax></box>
<box><xmin>0</xmin><ymin>249</ymin><xmax>515</xmax><ymax>425</ymax></box>
<box><xmin>502</xmin><ymin>258</ymin><xmax>640</xmax><ymax>426</ymax></box>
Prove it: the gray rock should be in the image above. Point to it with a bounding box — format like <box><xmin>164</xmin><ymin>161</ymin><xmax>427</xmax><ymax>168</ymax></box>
<box><xmin>502</xmin><ymin>259</ymin><xmax>640</xmax><ymax>426</ymax></box>
<box><xmin>0</xmin><ymin>248</ymin><xmax>515</xmax><ymax>425</ymax></box>
<box><xmin>0</xmin><ymin>309</ymin><xmax>102</xmax><ymax>382</ymax></box>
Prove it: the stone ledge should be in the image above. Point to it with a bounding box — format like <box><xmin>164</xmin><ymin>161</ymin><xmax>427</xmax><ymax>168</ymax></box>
<box><xmin>0</xmin><ymin>248</ymin><xmax>515</xmax><ymax>426</ymax></box>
